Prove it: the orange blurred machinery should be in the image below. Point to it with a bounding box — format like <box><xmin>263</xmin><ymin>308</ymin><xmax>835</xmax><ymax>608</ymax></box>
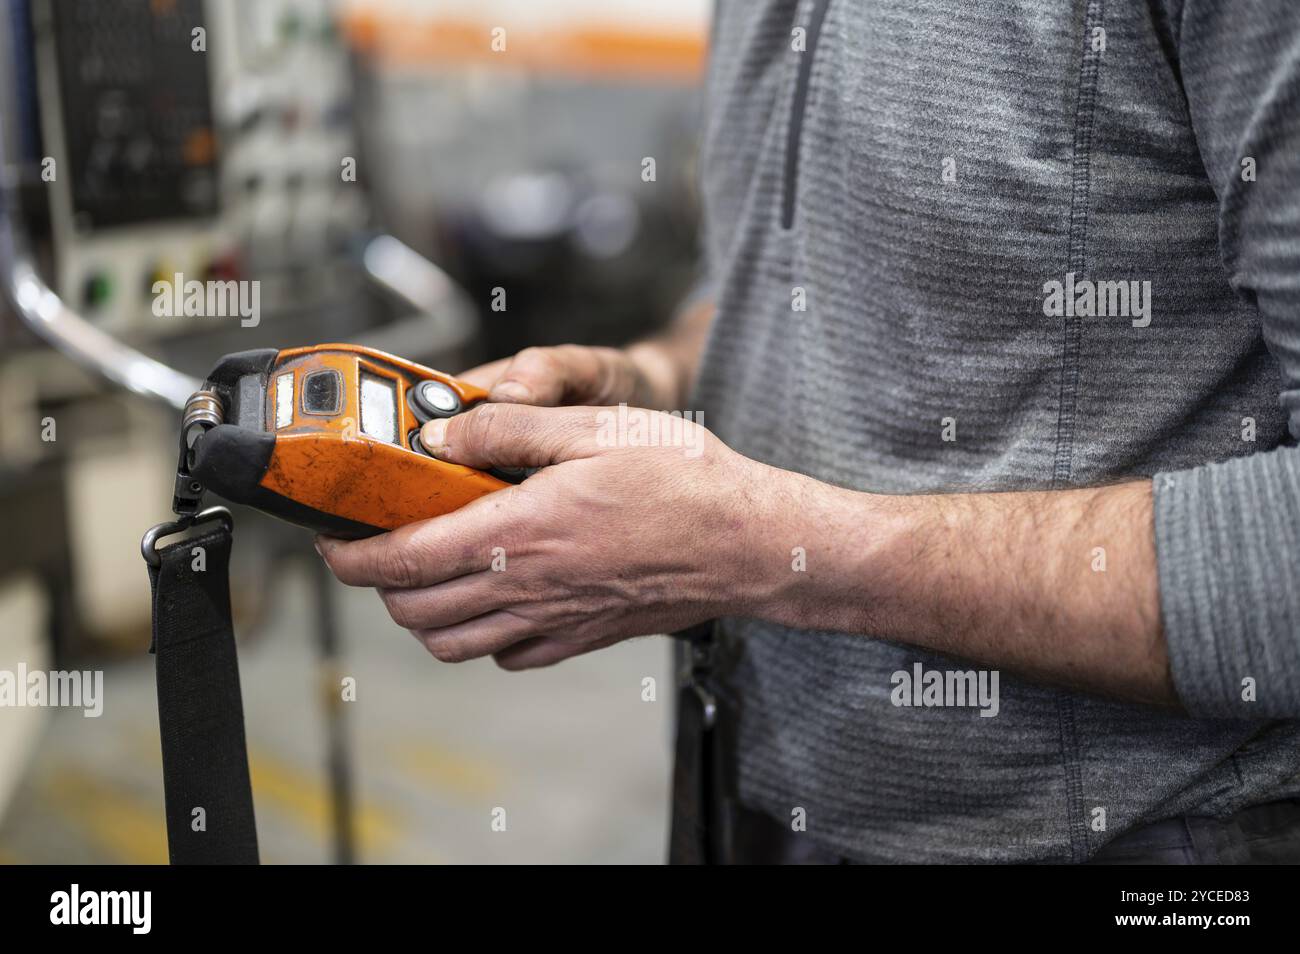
<box><xmin>171</xmin><ymin>344</ymin><xmax>516</xmax><ymax>539</ymax></box>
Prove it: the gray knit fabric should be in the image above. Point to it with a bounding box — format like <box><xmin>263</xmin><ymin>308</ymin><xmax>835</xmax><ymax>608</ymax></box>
<box><xmin>691</xmin><ymin>0</ymin><xmax>1300</xmax><ymax>861</ymax></box>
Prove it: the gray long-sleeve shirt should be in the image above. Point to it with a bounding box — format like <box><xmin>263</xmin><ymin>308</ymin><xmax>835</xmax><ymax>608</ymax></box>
<box><xmin>692</xmin><ymin>0</ymin><xmax>1300</xmax><ymax>861</ymax></box>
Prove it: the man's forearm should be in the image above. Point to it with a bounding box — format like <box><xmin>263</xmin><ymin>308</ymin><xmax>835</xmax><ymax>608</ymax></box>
<box><xmin>745</xmin><ymin>470</ymin><xmax>1174</xmax><ymax>706</ymax></box>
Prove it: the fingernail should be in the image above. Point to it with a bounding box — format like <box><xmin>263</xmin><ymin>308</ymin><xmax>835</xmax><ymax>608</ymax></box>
<box><xmin>314</xmin><ymin>537</ymin><xmax>330</xmax><ymax>558</ymax></box>
<box><xmin>491</xmin><ymin>380</ymin><xmax>532</xmax><ymax>403</ymax></box>
<box><xmin>421</xmin><ymin>419</ymin><xmax>448</xmax><ymax>455</ymax></box>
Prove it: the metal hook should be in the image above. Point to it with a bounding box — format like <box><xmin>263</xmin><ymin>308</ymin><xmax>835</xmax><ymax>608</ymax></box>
<box><xmin>141</xmin><ymin>506</ymin><xmax>234</xmax><ymax>569</ymax></box>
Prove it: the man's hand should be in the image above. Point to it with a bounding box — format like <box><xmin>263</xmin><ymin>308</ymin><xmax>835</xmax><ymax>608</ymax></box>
<box><xmin>457</xmin><ymin>296</ymin><xmax>714</xmax><ymax>412</ymax></box>
<box><xmin>316</xmin><ymin>403</ymin><xmax>772</xmax><ymax>669</ymax></box>
<box><xmin>458</xmin><ymin>343</ymin><xmax>689</xmax><ymax>411</ymax></box>
<box><xmin>318</xmin><ymin>361</ymin><xmax>1176</xmax><ymax>705</ymax></box>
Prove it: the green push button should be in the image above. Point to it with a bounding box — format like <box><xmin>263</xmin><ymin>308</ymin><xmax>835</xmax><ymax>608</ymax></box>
<box><xmin>82</xmin><ymin>271</ymin><xmax>113</xmax><ymax>310</ymax></box>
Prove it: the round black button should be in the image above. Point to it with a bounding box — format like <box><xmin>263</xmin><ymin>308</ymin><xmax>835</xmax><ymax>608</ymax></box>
<box><xmin>408</xmin><ymin>380</ymin><xmax>462</xmax><ymax>421</ymax></box>
<box><xmin>408</xmin><ymin>429</ymin><xmax>432</xmax><ymax>456</ymax></box>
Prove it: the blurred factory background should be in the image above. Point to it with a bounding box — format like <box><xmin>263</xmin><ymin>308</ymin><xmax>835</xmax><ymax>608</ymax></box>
<box><xmin>0</xmin><ymin>0</ymin><xmax>706</xmax><ymax>863</ymax></box>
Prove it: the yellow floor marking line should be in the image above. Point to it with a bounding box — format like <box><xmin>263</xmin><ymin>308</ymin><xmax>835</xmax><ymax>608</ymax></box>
<box><xmin>120</xmin><ymin>735</ymin><xmax>405</xmax><ymax>861</ymax></box>
<box><xmin>245</xmin><ymin>746</ymin><xmax>401</xmax><ymax>856</ymax></box>
<box><xmin>127</xmin><ymin>734</ymin><xmax>403</xmax><ymax>856</ymax></box>
<box><xmin>387</xmin><ymin>740</ymin><xmax>503</xmax><ymax>799</ymax></box>
<box><xmin>41</xmin><ymin>768</ymin><xmax>168</xmax><ymax>865</ymax></box>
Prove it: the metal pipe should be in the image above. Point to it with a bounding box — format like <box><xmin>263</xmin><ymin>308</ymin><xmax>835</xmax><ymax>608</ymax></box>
<box><xmin>1</xmin><ymin>95</ymin><xmax>473</xmax><ymax>412</ymax></box>
<box><xmin>1</xmin><ymin>249</ymin><xmax>202</xmax><ymax>411</ymax></box>
<box><xmin>0</xmin><ymin>98</ymin><xmax>200</xmax><ymax>410</ymax></box>
<box><xmin>359</xmin><ymin>233</ymin><xmax>478</xmax><ymax>354</ymax></box>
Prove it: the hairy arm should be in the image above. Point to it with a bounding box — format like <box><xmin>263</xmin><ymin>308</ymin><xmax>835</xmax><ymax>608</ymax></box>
<box><xmin>747</xmin><ymin>472</ymin><xmax>1172</xmax><ymax>705</ymax></box>
<box><xmin>321</xmin><ymin>397</ymin><xmax>1175</xmax><ymax>702</ymax></box>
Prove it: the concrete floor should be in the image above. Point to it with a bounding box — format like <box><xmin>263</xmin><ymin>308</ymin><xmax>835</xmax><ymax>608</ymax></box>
<box><xmin>0</xmin><ymin>564</ymin><xmax>674</xmax><ymax>864</ymax></box>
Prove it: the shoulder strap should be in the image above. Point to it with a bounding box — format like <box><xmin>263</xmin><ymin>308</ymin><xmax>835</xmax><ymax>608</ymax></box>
<box><xmin>147</xmin><ymin>518</ymin><xmax>259</xmax><ymax>864</ymax></box>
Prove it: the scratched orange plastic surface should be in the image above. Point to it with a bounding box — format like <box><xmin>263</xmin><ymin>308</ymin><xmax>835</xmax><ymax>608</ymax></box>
<box><xmin>258</xmin><ymin>343</ymin><xmax>509</xmax><ymax>530</ymax></box>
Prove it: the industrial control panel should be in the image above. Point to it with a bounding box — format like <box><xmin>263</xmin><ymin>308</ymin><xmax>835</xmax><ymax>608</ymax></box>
<box><xmin>32</xmin><ymin>0</ymin><xmax>364</xmax><ymax>337</ymax></box>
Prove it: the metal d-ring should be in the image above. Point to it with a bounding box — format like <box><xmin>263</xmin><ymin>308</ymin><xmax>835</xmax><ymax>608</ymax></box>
<box><xmin>141</xmin><ymin>506</ymin><xmax>234</xmax><ymax>569</ymax></box>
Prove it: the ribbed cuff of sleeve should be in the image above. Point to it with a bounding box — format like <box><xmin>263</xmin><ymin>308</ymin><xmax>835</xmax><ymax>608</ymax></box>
<box><xmin>1153</xmin><ymin>445</ymin><xmax>1300</xmax><ymax>719</ymax></box>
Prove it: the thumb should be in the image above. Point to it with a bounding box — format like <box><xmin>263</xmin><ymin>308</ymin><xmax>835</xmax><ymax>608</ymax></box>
<box><xmin>420</xmin><ymin>404</ymin><xmax>600</xmax><ymax>470</ymax></box>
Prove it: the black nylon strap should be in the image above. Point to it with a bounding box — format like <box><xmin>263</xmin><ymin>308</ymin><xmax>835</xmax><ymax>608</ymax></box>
<box><xmin>147</xmin><ymin>521</ymin><xmax>259</xmax><ymax>865</ymax></box>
